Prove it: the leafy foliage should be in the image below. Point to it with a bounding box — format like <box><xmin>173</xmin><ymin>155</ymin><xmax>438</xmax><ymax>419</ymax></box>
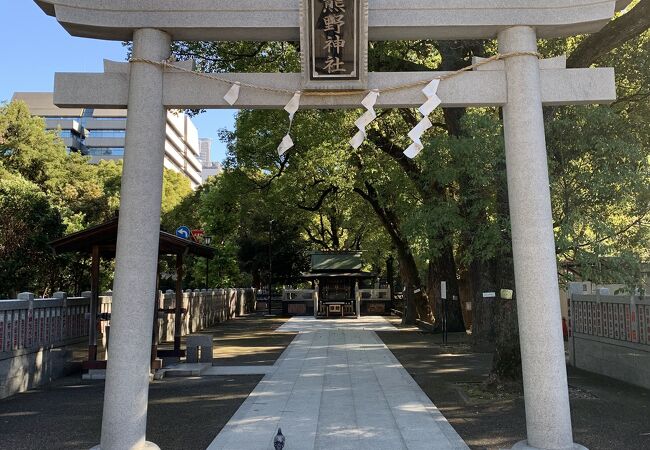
<box><xmin>0</xmin><ymin>101</ymin><xmax>197</xmax><ymax>297</ymax></box>
<box><xmin>158</xmin><ymin>7</ymin><xmax>649</xmax><ymax>377</ymax></box>
<box><xmin>0</xmin><ymin>168</ymin><xmax>63</xmax><ymax>297</ymax></box>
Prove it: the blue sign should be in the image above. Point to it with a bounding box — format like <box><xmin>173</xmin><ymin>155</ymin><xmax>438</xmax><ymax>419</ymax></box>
<box><xmin>175</xmin><ymin>226</ymin><xmax>191</xmax><ymax>239</ymax></box>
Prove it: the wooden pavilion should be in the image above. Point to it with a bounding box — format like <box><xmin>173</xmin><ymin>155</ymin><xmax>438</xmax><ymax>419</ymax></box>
<box><xmin>305</xmin><ymin>251</ymin><xmax>375</xmax><ymax>317</ymax></box>
<box><xmin>49</xmin><ymin>217</ymin><xmax>215</xmax><ymax>370</ymax></box>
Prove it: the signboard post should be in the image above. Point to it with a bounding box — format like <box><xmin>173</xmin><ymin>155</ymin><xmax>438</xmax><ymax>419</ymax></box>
<box><xmin>441</xmin><ymin>281</ymin><xmax>448</xmax><ymax>344</ymax></box>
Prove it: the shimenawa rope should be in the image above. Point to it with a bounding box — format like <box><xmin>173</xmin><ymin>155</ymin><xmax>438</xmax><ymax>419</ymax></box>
<box><xmin>129</xmin><ymin>51</ymin><xmax>542</xmax><ymax>98</ymax></box>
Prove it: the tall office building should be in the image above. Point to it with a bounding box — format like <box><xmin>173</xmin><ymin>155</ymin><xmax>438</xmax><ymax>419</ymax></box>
<box><xmin>199</xmin><ymin>138</ymin><xmax>212</xmax><ymax>165</ymax></box>
<box><xmin>12</xmin><ymin>92</ymin><xmax>203</xmax><ymax>188</ymax></box>
<box><xmin>201</xmin><ymin>162</ymin><xmax>223</xmax><ymax>183</ymax></box>
<box><xmin>198</xmin><ymin>137</ymin><xmax>224</xmax><ymax>183</ymax></box>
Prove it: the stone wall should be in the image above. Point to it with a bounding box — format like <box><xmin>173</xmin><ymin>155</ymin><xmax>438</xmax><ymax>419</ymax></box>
<box><xmin>0</xmin><ymin>287</ymin><xmax>256</xmax><ymax>399</ymax></box>
<box><xmin>155</xmin><ymin>288</ymin><xmax>255</xmax><ymax>342</ymax></box>
<box><xmin>568</xmin><ymin>294</ymin><xmax>650</xmax><ymax>389</ymax></box>
<box><xmin>0</xmin><ymin>292</ymin><xmax>91</xmax><ymax>399</ymax></box>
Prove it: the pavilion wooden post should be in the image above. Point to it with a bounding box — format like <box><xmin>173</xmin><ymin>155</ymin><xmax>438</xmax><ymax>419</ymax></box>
<box><xmin>174</xmin><ymin>253</ymin><xmax>184</xmax><ymax>354</ymax></box>
<box><xmin>355</xmin><ymin>281</ymin><xmax>361</xmax><ymax>319</ymax></box>
<box><xmin>88</xmin><ymin>244</ymin><xmax>100</xmax><ymax>362</ymax></box>
<box><xmin>150</xmin><ymin>262</ymin><xmax>161</xmax><ymax>369</ymax></box>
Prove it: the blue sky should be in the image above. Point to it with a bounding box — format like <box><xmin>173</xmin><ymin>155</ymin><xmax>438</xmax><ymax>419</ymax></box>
<box><xmin>0</xmin><ymin>1</ymin><xmax>235</xmax><ymax>163</ymax></box>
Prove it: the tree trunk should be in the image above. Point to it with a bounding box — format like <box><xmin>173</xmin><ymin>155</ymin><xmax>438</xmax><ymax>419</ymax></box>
<box><xmin>252</xmin><ymin>265</ymin><xmax>262</xmax><ymax>290</ymax></box>
<box><xmin>468</xmin><ymin>259</ymin><xmax>497</xmax><ymax>350</ymax></box>
<box><xmin>489</xmin><ymin>148</ymin><xmax>521</xmax><ymax>380</ymax></box>
<box><xmin>427</xmin><ymin>243</ymin><xmax>466</xmax><ymax>332</ymax></box>
<box><xmin>353</xmin><ymin>183</ymin><xmax>433</xmax><ymax>324</ymax></box>
<box><xmin>453</xmin><ymin>103</ymin><xmax>520</xmax><ymax>378</ymax></box>
<box><xmin>490</xmin><ymin>253</ymin><xmax>520</xmax><ymax>379</ymax></box>
<box><xmin>467</xmin><ymin>251</ymin><xmax>520</xmax><ymax>380</ymax></box>
<box><xmin>567</xmin><ymin>0</ymin><xmax>650</xmax><ymax>68</ymax></box>
<box><xmin>394</xmin><ymin>231</ymin><xmax>431</xmax><ymax>324</ymax></box>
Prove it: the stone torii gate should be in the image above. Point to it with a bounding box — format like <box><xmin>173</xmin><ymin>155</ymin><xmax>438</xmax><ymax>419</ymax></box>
<box><xmin>36</xmin><ymin>1</ymin><xmax>628</xmax><ymax>449</ymax></box>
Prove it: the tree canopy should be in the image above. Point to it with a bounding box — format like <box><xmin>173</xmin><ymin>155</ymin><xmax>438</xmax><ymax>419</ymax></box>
<box><xmin>0</xmin><ymin>100</ymin><xmax>194</xmax><ymax>297</ymax></box>
<box><xmin>161</xmin><ymin>2</ymin><xmax>649</xmax><ymax>378</ymax></box>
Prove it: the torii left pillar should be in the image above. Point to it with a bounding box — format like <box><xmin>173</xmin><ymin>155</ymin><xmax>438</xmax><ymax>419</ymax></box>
<box><xmin>94</xmin><ymin>28</ymin><xmax>170</xmax><ymax>450</ymax></box>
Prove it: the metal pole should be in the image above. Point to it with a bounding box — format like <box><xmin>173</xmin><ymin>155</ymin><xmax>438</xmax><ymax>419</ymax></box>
<box><xmin>268</xmin><ymin>219</ymin><xmax>273</xmax><ymax>315</ymax></box>
<box><xmin>313</xmin><ymin>281</ymin><xmax>319</xmax><ymax>319</ymax></box>
<box><xmin>442</xmin><ymin>298</ymin><xmax>445</xmax><ymax>343</ymax></box>
<box><xmin>441</xmin><ymin>281</ymin><xmax>448</xmax><ymax>344</ymax></box>
<box><xmin>174</xmin><ymin>253</ymin><xmax>183</xmax><ymax>355</ymax></box>
<box><xmin>401</xmin><ymin>285</ymin><xmax>409</xmax><ymax>326</ymax></box>
<box><xmin>88</xmin><ymin>245</ymin><xmax>100</xmax><ymax>362</ymax></box>
<box><xmin>387</xmin><ymin>255</ymin><xmax>395</xmax><ymax>310</ymax></box>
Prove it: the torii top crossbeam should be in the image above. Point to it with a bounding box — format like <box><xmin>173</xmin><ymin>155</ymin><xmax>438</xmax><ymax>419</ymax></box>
<box><xmin>36</xmin><ymin>0</ymin><xmax>631</xmax><ymax>41</ymax></box>
<box><xmin>42</xmin><ymin>0</ymin><xmax>625</xmax><ymax>111</ymax></box>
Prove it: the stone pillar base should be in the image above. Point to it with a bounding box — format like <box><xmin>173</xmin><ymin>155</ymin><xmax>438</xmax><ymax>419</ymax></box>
<box><xmin>512</xmin><ymin>440</ymin><xmax>588</xmax><ymax>450</ymax></box>
<box><xmin>91</xmin><ymin>442</ymin><xmax>160</xmax><ymax>450</ymax></box>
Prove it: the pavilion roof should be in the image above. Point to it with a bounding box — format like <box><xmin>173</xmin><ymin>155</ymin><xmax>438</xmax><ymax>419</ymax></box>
<box><xmin>49</xmin><ymin>218</ymin><xmax>215</xmax><ymax>258</ymax></box>
<box><xmin>301</xmin><ymin>272</ymin><xmax>375</xmax><ymax>279</ymax></box>
<box><xmin>310</xmin><ymin>251</ymin><xmax>365</xmax><ymax>272</ymax></box>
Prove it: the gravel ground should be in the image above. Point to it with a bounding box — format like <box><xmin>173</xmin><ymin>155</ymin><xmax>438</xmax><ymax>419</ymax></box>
<box><xmin>377</xmin><ymin>321</ymin><xmax>650</xmax><ymax>450</ymax></box>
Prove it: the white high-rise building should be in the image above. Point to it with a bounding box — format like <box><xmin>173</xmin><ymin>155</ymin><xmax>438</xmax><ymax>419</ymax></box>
<box><xmin>199</xmin><ymin>138</ymin><xmax>212</xmax><ymax>164</ymax></box>
<box><xmin>13</xmin><ymin>92</ymin><xmax>203</xmax><ymax>189</ymax></box>
<box><xmin>201</xmin><ymin>162</ymin><xmax>223</xmax><ymax>183</ymax></box>
<box><xmin>198</xmin><ymin>137</ymin><xmax>223</xmax><ymax>183</ymax></box>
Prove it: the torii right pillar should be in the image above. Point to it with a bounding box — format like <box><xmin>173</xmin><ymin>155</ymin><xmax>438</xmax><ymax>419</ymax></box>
<box><xmin>499</xmin><ymin>26</ymin><xmax>586</xmax><ymax>450</ymax></box>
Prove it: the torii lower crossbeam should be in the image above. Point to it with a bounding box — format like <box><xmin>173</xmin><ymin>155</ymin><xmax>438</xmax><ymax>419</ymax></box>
<box><xmin>54</xmin><ymin>66</ymin><xmax>615</xmax><ymax>110</ymax></box>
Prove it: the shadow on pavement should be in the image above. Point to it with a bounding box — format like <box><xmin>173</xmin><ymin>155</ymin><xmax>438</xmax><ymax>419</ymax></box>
<box><xmin>377</xmin><ymin>323</ymin><xmax>650</xmax><ymax>450</ymax></box>
<box><xmin>0</xmin><ymin>314</ymin><xmax>295</xmax><ymax>450</ymax></box>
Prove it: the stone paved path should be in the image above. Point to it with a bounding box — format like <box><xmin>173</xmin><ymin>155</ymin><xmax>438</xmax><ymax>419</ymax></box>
<box><xmin>207</xmin><ymin>317</ymin><xmax>468</xmax><ymax>450</ymax></box>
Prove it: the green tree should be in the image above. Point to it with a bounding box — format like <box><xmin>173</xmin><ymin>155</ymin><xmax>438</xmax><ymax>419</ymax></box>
<box><xmin>0</xmin><ymin>101</ymin><xmax>121</xmax><ymax>232</ymax></box>
<box><xmin>0</xmin><ymin>100</ymin><xmax>68</xmax><ymax>186</ymax></box>
<box><xmin>0</xmin><ymin>100</ymin><xmax>198</xmax><ymax>296</ymax></box>
<box><xmin>0</xmin><ymin>168</ymin><xmax>64</xmax><ymax>297</ymax></box>
<box><xmin>162</xmin><ymin>168</ymin><xmax>193</xmax><ymax>214</ymax></box>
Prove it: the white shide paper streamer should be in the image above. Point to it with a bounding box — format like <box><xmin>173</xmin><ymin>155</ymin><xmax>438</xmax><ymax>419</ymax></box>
<box><xmin>277</xmin><ymin>92</ymin><xmax>301</xmax><ymax>156</ymax></box>
<box><xmin>404</xmin><ymin>79</ymin><xmax>441</xmax><ymax>158</ymax></box>
<box><xmin>404</xmin><ymin>117</ymin><xmax>433</xmax><ymax>159</ymax></box>
<box><xmin>350</xmin><ymin>90</ymin><xmax>380</xmax><ymax>149</ymax></box>
<box><xmin>223</xmin><ymin>82</ymin><xmax>241</xmax><ymax>106</ymax></box>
